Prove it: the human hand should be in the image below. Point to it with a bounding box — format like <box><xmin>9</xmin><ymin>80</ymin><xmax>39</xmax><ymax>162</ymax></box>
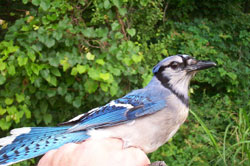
<box><xmin>38</xmin><ymin>138</ymin><xmax>150</xmax><ymax>166</ymax></box>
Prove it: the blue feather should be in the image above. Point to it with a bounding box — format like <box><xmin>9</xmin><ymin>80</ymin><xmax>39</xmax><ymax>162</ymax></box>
<box><xmin>67</xmin><ymin>93</ymin><xmax>166</xmax><ymax>132</ymax></box>
<box><xmin>0</xmin><ymin>127</ymin><xmax>89</xmax><ymax>165</ymax></box>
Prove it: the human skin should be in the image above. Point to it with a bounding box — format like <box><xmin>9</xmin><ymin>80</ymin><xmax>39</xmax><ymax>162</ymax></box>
<box><xmin>38</xmin><ymin>138</ymin><xmax>150</xmax><ymax>166</ymax></box>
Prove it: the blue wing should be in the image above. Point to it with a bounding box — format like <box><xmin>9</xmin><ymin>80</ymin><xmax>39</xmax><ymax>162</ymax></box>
<box><xmin>61</xmin><ymin>92</ymin><xmax>166</xmax><ymax>132</ymax></box>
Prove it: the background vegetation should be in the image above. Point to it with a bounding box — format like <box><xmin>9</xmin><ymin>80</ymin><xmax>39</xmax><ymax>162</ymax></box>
<box><xmin>0</xmin><ymin>0</ymin><xmax>249</xmax><ymax>165</ymax></box>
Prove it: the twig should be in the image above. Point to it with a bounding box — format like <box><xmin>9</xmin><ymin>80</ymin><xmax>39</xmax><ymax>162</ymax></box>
<box><xmin>115</xmin><ymin>8</ymin><xmax>128</xmax><ymax>40</ymax></box>
<box><xmin>163</xmin><ymin>1</ymin><xmax>169</xmax><ymax>23</ymax></box>
<box><xmin>82</xmin><ymin>38</ymin><xmax>101</xmax><ymax>48</ymax></box>
<box><xmin>93</xmin><ymin>40</ymin><xmax>106</xmax><ymax>50</ymax></box>
<box><xmin>13</xmin><ymin>9</ymin><xmax>27</xmax><ymax>12</ymax></box>
<box><xmin>82</xmin><ymin>0</ymin><xmax>93</xmax><ymax>12</ymax></box>
<box><xmin>78</xmin><ymin>43</ymin><xmax>83</xmax><ymax>53</ymax></box>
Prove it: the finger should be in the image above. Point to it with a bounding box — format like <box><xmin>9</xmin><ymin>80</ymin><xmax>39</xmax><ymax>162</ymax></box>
<box><xmin>73</xmin><ymin>139</ymin><xmax>110</xmax><ymax>166</ymax></box>
<box><xmin>122</xmin><ymin>147</ymin><xmax>150</xmax><ymax>166</ymax></box>
<box><xmin>72</xmin><ymin>143</ymin><xmax>89</xmax><ymax>166</ymax></box>
<box><xmin>38</xmin><ymin>149</ymin><xmax>57</xmax><ymax>166</ymax></box>
<box><xmin>86</xmin><ymin>137</ymin><xmax>123</xmax><ymax>150</ymax></box>
<box><xmin>74</xmin><ymin>138</ymin><xmax>123</xmax><ymax>166</ymax></box>
<box><xmin>110</xmin><ymin>147</ymin><xmax>150</xmax><ymax>166</ymax></box>
<box><xmin>51</xmin><ymin>143</ymin><xmax>78</xmax><ymax>165</ymax></box>
<box><xmin>105</xmin><ymin>146</ymin><xmax>150</xmax><ymax>166</ymax></box>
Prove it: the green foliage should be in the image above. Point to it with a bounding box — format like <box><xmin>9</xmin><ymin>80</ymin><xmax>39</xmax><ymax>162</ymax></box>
<box><xmin>0</xmin><ymin>0</ymin><xmax>249</xmax><ymax>165</ymax></box>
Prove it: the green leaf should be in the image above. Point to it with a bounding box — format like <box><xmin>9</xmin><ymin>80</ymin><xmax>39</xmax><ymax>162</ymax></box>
<box><xmin>16</xmin><ymin>94</ymin><xmax>25</xmax><ymax>103</ymax></box>
<box><xmin>123</xmin><ymin>57</ymin><xmax>132</xmax><ymax>66</ymax></box>
<box><xmin>28</xmin><ymin>50</ymin><xmax>36</xmax><ymax>62</ymax></box>
<box><xmin>20</xmin><ymin>104</ymin><xmax>31</xmax><ymax>119</ymax></box>
<box><xmin>5</xmin><ymin>98</ymin><xmax>13</xmax><ymax>105</ymax></box>
<box><xmin>7</xmin><ymin>65</ymin><xmax>16</xmax><ymax>75</ymax></box>
<box><xmin>86</xmin><ymin>52</ymin><xmax>95</xmax><ymax>60</ymax></box>
<box><xmin>65</xmin><ymin>94</ymin><xmax>73</xmax><ymax>103</ymax></box>
<box><xmin>49</xmin><ymin>56</ymin><xmax>60</xmax><ymax>67</ymax></box>
<box><xmin>60</xmin><ymin>58</ymin><xmax>70</xmax><ymax>71</ymax></box>
<box><xmin>100</xmin><ymin>82</ymin><xmax>108</xmax><ymax>92</ymax></box>
<box><xmin>111</xmin><ymin>0</ymin><xmax>121</xmax><ymax>8</ymax></box>
<box><xmin>132</xmin><ymin>54</ymin><xmax>142</xmax><ymax>63</ymax></box>
<box><xmin>82</xmin><ymin>28</ymin><xmax>95</xmax><ymax>38</ymax></box>
<box><xmin>0</xmin><ymin>107</ymin><xmax>6</xmax><ymax>115</ymax></box>
<box><xmin>96</xmin><ymin>28</ymin><xmax>108</xmax><ymax>38</ymax></box>
<box><xmin>21</xmin><ymin>25</ymin><xmax>29</xmax><ymax>32</ymax></box>
<box><xmin>110</xmin><ymin>83</ymin><xmax>118</xmax><ymax>96</ymax></box>
<box><xmin>7</xmin><ymin>106</ymin><xmax>17</xmax><ymax>115</ymax></box>
<box><xmin>43</xmin><ymin>114</ymin><xmax>52</xmax><ymax>125</ymax></box>
<box><xmin>71</xmin><ymin>67</ymin><xmax>78</xmax><ymax>76</ymax></box>
<box><xmin>218</xmin><ymin>68</ymin><xmax>226</xmax><ymax>76</ymax></box>
<box><xmin>100</xmin><ymin>73</ymin><xmax>110</xmax><ymax>81</ymax></box>
<box><xmin>88</xmin><ymin>68</ymin><xmax>100</xmax><ymax>80</ymax></box>
<box><xmin>40</xmin><ymin>0</ymin><xmax>50</xmax><ymax>11</ymax></box>
<box><xmin>77</xmin><ymin>64</ymin><xmax>87</xmax><ymax>74</ymax></box>
<box><xmin>32</xmin><ymin>0</ymin><xmax>40</xmax><ymax>6</ymax></box>
<box><xmin>38</xmin><ymin>33</ymin><xmax>46</xmax><ymax>43</ymax></box>
<box><xmin>41</xmin><ymin>69</ymin><xmax>50</xmax><ymax>79</ymax></box>
<box><xmin>47</xmin><ymin>75</ymin><xmax>57</xmax><ymax>86</ymax></box>
<box><xmin>57</xmin><ymin>84</ymin><xmax>67</xmax><ymax>96</ymax></box>
<box><xmin>0</xmin><ymin>119</ymin><xmax>12</xmax><ymax>130</ymax></box>
<box><xmin>53</xmin><ymin>31</ymin><xmax>63</xmax><ymax>41</ymax></box>
<box><xmin>0</xmin><ymin>61</ymin><xmax>6</xmax><ymax>71</ymax></box>
<box><xmin>104</xmin><ymin>0</ymin><xmax>111</xmax><ymax>9</ymax></box>
<box><xmin>40</xmin><ymin>101</ymin><xmax>48</xmax><ymax>113</ymax></box>
<box><xmin>47</xmin><ymin>89</ymin><xmax>56</xmax><ymax>97</ymax></box>
<box><xmin>31</xmin><ymin>63</ymin><xmax>42</xmax><ymax>75</ymax></box>
<box><xmin>51</xmin><ymin>68</ymin><xmax>61</xmax><ymax>77</ymax></box>
<box><xmin>96</xmin><ymin>59</ymin><xmax>105</xmax><ymax>65</ymax></box>
<box><xmin>118</xmin><ymin>8</ymin><xmax>127</xmax><ymax>16</ymax></box>
<box><xmin>79</xmin><ymin>0</ymin><xmax>85</xmax><ymax>6</ymax></box>
<box><xmin>73</xmin><ymin>97</ymin><xmax>82</xmax><ymax>108</ymax></box>
<box><xmin>227</xmin><ymin>72</ymin><xmax>237</xmax><ymax>80</ymax></box>
<box><xmin>127</xmin><ymin>28</ymin><xmax>136</xmax><ymax>37</ymax></box>
<box><xmin>142</xmin><ymin>73</ymin><xmax>152</xmax><ymax>87</ymax></box>
<box><xmin>111</xmin><ymin>68</ymin><xmax>121</xmax><ymax>76</ymax></box>
<box><xmin>42</xmin><ymin>69</ymin><xmax>57</xmax><ymax>86</ymax></box>
<box><xmin>45</xmin><ymin>38</ymin><xmax>55</xmax><ymax>48</ymax></box>
<box><xmin>84</xmin><ymin>79</ymin><xmax>98</xmax><ymax>93</ymax></box>
<box><xmin>111</xmin><ymin>22</ymin><xmax>120</xmax><ymax>31</ymax></box>
<box><xmin>22</xmin><ymin>0</ymin><xmax>29</xmax><ymax>4</ymax></box>
<box><xmin>0</xmin><ymin>74</ymin><xmax>6</xmax><ymax>85</ymax></box>
<box><xmin>114</xmin><ymin>32</ymin><xmax>123</xmax><ymax>39</ymax></box>
<box><xmin>17</xmin><ymin>56</ymin><xmax>28</xmax><ymax>66</ymax></box>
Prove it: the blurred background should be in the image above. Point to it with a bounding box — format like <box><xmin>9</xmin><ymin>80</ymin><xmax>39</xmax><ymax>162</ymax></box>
<box><xmin>0</xmin><ymin>0</ymin><xmax>249</xmax><ymax>165</ymax></box>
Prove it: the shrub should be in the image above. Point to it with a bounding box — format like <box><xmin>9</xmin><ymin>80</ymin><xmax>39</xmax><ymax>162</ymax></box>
<box><xmin>0</xmin><ymin>0</ymin><xmax>249</xmax><ymax>165</ymax></box>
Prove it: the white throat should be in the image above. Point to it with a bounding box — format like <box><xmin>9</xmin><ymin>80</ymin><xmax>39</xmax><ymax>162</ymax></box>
<box><xmin>168</xmin><ymin>74</ymin><xmax>192</xmax><ymax>98</ymax></box>
<box><xmin>163</xmin><ymin>72</ymin><xmax>196</xmax><ymax>99</ymax></box>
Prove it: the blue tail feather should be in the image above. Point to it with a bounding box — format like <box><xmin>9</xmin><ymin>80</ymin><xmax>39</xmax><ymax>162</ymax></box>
<box><xmin>0</xmin><ymin>127</ymin><xmax>89</xmax><ymax>165</ymax></box>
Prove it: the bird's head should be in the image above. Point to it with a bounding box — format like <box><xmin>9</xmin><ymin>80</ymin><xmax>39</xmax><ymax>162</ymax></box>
<box><xmin>153</xmin><ymin>54</ymin><xmax>216</xmax><ymax>100</ymax></box>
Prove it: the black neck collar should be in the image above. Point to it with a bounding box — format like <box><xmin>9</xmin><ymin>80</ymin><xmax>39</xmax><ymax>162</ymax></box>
<box><xmin>155</xmin><ymin>72</ymin><xmax>189</xmax><ymax>107</ymax></box>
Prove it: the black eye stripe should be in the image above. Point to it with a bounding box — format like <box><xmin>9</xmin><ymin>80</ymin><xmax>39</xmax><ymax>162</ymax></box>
<box><xmin>158</xmin><ymin>62</ymin><xmax>180</xmax><ymax>71</ymax></box>
<box><xmin>166</xmin><ymin>62</ymin><xmax>179</xmax><ymax>67</ymax></box>
<box><xmin>155</xmin><ymin>60</ymin><xmax>188</xmax><ymax>74</ymax></box>
<box><xmin>157</xmin><ymin>65</ymin><xmax>168</xmax><ymax>73</ymax></box>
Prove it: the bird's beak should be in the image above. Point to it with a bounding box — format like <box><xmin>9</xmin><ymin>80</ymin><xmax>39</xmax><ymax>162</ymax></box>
<box><xmin>186</xmin><ymin>60</ymin><xmax>217</xmax><ymax>72</ymax></box>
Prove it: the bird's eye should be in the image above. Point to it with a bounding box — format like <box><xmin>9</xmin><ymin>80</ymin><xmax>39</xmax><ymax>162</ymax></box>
<box><xmin>170</xmin><ymin>62</ymin><xmax>179</xmax><ymax>69</ymax></box>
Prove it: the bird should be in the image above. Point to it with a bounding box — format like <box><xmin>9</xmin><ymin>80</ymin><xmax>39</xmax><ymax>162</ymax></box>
<box><xmin>0</xmin><ymin>54</ymin><xmax>216</xmax><ymax>165</ymax></box>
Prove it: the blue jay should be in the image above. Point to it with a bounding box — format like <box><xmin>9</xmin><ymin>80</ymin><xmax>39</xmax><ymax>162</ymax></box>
<box><xmin>0</xmin><ymin>54</ymin><xmax>216</xmax><ymax>165</ymax></box>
